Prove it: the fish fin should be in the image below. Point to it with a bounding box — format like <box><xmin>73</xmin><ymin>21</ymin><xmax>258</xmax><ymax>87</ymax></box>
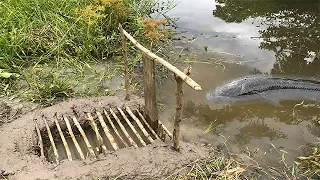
<box><xmin>258</xmin><ymin>92</ymin><xmax>282</xmax><ymax>107</ymax></box>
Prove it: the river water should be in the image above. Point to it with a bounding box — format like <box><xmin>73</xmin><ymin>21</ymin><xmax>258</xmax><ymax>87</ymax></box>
<box><xmin>158</xmin><ymin>0</ymin><xmax>320</xmax><ymax>168</ymax></box>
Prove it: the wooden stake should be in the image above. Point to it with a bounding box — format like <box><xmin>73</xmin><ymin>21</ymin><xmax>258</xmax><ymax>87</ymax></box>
<box><xmin>109</xmin><ymin>108</ymin><xmax>138</xmax><ymax>147</ymax></box>
<box><xmin>63</xmin><ymin>116</ymin><xmax>85</xmax><ymax>160</ymax></box>
<box><xmin>119</xmin><ymin>24</ymin><xmax>130</xmax><ymax>101</ymax></box>
<box><xmin>95</xmin><ymin>112</ymin><xmax>119</xmax><ymax>151</ymax></box>
<box><xmin>118</xmin><ymin>107</ymin><xmax>146</xmax><ymax>146</ymax></box>
<box><xmin>43</xmin><ymin>117</ymin><xmax>59</xmax><ymax>164</ymax></box>
<box><xmin>72</xmin><ymin>116</ymin><xmax>96</xmax><ymax>159</ymax></box>
<box><xmin>126</xmin><ymin>106</ymin><xmax>154</xmax><ymax>143</ymax></box>
<box><xmin>136</xmin><ymin>109</ymin><xmax>159</xmax><ymax>140</ymax></box>
<box><xmin>33</xmin><ymin>119</ymin><xmax>45</xmax><ymax>160</ymax></box>
<box><xmin>142</xmin><ymin>53</ymin><xmax>159</xmax><ymax>133</ymax></box>
<box><xmin>118</xmin><ymin>24</ymin><xmax>202</xmax><ymax>91</ymax></box>
<box><xmin>86</xmin><ymin>113</ymin><xmax>108</xmax><ymax>154</ymax></box>
<box><xmin>103</xmin><ymin>109</ymin><xmax>129</xmax><ymax>147</ymax></box>
<box><xmin>54</xmin><ymin>116</ymin><xmax>72</xmax><ymax>161</ymax></box>
<box><xmin>173</xmin><ymin>65</ymin><xmax>191</xmax><ymax>151</ymax></box>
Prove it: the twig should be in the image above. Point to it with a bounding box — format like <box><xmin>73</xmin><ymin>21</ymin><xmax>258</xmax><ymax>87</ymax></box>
<box><xmin>173</xmin><ymin>65</ymin><xmax>191</xmax><ymax>151</ymax></box>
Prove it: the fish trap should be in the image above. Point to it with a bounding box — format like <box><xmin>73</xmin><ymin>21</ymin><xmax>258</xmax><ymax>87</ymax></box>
<box><xmin>33</xmin><ymin>106</ymin><xmax>172</xmax><ymax>163</ymax></box>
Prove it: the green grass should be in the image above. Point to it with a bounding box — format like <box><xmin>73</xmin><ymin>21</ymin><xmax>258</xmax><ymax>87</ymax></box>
<box><xmin>0</xmin><ymin>0</ymin><xmax>176</xmax><ymax>106</ymax></box>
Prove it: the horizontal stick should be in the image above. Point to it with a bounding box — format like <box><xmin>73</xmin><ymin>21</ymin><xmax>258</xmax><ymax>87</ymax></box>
<box><xmin>119</xmin><ymin>25</ymin><xmax>202</xmax><ymax>91</ymax></box>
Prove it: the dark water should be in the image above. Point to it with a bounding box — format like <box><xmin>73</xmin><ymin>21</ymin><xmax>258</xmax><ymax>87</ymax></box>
<box><xmin>159</xmin><ymin>0</ymin><xmax>320</xmax><ymax>168</ymax></box>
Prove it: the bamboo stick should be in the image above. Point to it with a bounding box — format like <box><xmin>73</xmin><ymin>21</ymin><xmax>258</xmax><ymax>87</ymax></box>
<box><xmin>125</xmin><ymin>106</ymin><xmax>154</xmax><ymax>143</ymax></box>
<box><xmin>118</xmin><ymin>24</ymin><xmax>202</xmax><ymax>91</ymax></box>
<box><xmin>118</xmin><ymin>107</ymin><xmax>146</xmax><ymax>146</ymax></box>
<box><xmin>95</xmin><ymin>112</ymin><xmax>119</xmax><ymax>151</ymax></box>
<box><xmin>103</xmin><ymin>109</ymin><xmax>129</xmax><ymax>147</ymax></box>
<box><xmin>136</xmin><ymin>109</ymin><xmax>159</xmax><ymax>139</ymax></box>
<box><xmin>159</xmin><ymin>120</ymin><xmax>173</xmax><ymax>139</ymax></box>
<box><xmin>33</xmin><ymin>119</ymin><xmax>45</xmax><ymax>160</ymax></box>
<box><xmin>86</xmin><ymin>113</ymin><xmax>108</xmax><ymax>154</ymax></box>
<box><xmin>173</xmin><ymin>65</ymin><xmax>191</xmax><ymax>151</ymax></box>
<box><xmin>43</xmin><ymin>117</ymin><xmax>59</xmax><ymax>164</ymax></box>
<box><xmin>54</xmin><ymin>116</ymin><xmax>72</xmax><ymax>161</ymax></box>
<box><xmin>109</xmin><ymin>108</ymin><xmax>138</xmax><ymax>147</ymax></box>
<box><xmin>72</xmin><ymin>116</ymin><xmax>96</xmax><ymax>159</ymax></box>
<box><xmin>64</xmin><ymin>116</ymin><xmax>85</xmax><ymax>160</ymax></box>
<box><xmin>119</xmin><ymin>24</ymin><xmax>130</xmax><ymax>101</ymax></box>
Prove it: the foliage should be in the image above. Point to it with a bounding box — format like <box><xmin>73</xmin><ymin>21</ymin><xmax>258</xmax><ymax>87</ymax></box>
<box><xmin>0</xmin><ymin>0</ymin><xmax>176</xmax><ymax>105</ymax></box>
<box><xmin>295</xmin><ymin>145</ymin><xmax>320</xmax><ymax>179</ymax></box>
<box><xmin>23</xmin><ymin>67</ymin><xmax>74</xmax><ymax>105</ymax></box>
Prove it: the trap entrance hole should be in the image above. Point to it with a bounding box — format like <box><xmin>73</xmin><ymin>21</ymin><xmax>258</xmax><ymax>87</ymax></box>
<box><xmin>36</xmin><ymin>107</ymin><xmax>164</xmax><ymax>163</ymax></box>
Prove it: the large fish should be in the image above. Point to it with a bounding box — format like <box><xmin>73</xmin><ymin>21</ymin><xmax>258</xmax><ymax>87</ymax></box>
<box><xmin>206</xmin><ymin>75</ymin><xmax>320</xmax><ymax>106</ymax></box>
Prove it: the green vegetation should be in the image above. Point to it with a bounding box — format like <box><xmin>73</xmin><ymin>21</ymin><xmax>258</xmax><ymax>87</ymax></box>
<box><xmin>295</xmin><ymin>145</ymin><xmax>320</xmax><ymax>179</ymax></box>
<box><xmin>0</xmin><ymin>0</ymin><xmax>176</xmax><ymax>106</ymax></box>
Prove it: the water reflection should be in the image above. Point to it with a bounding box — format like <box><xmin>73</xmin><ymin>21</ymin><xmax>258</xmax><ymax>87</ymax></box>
<box><xmin>180</xmin><ymin>100</ymin><xmax>320</xmax><ymax>147</ymax></box>
<box><xmin>213</xmin><ymin>0</ymin><xmax>320</xmax><ymax>77</ymax></box>
<box><xmin>159</xmin><ymin>0</ymin><xmax>320</xmax><ymax>169</ymax></box>
<box><xmin>235</xmin><ymin>119</ymin><xmax>287</xmax><ymax>145</ymax></box>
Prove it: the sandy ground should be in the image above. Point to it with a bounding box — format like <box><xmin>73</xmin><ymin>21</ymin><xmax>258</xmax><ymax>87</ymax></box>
<box><xmin>0</xmin><ymin>93</ymin><xmax>210</xmax><ymax>180</ymax></box>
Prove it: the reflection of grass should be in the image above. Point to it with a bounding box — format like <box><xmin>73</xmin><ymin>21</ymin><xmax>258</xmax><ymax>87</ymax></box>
<box><xmin>235</xmin><ymin>120</ymin><xmax>287</xmax><ymax>145</ymax></box>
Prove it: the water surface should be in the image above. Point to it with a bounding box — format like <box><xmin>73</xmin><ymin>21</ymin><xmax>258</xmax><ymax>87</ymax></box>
<box><xmin>159</xmin><ymin>0</ymin><xmax>320</xmax><ymax>168</ymax></box>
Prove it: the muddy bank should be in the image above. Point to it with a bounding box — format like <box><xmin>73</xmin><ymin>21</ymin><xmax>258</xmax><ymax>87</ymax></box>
<box><xmin>0</xmin><ymin>93</ymin><xmax>210</xmax><ymax>179</ymax></box>
<box><xmin>0</xmin><ymin>97</ymin><xmax>38</xmax><ymax>127</ymax></box>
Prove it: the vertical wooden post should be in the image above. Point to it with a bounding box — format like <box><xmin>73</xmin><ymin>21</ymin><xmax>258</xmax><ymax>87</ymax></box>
<box><xmin>119</xmin><ymin>24</ymin><xmax>130</xmax><ymax>101</ymax></box>
<box><xmin>173</xmin><ymin>65</ymin><xmax>191</xmax><ymax>151</ymax></box>
<box><xmin>142</xmin><ymin>53</ymin><xmax>159</xmax><ymax>133</ymax></box>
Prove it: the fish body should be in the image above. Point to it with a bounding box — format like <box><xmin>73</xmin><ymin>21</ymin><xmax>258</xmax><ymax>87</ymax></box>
<box><xmin>206</xmin><ymin>75</ymin><xmax>320</xmax><ymax>106</ymax></box>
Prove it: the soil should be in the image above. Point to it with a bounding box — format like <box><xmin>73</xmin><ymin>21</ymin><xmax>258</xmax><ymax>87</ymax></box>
<box><xmin>0</xmin><ymin>93</ymin><xmax>211</xmax><ymax>180</ymax></box>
